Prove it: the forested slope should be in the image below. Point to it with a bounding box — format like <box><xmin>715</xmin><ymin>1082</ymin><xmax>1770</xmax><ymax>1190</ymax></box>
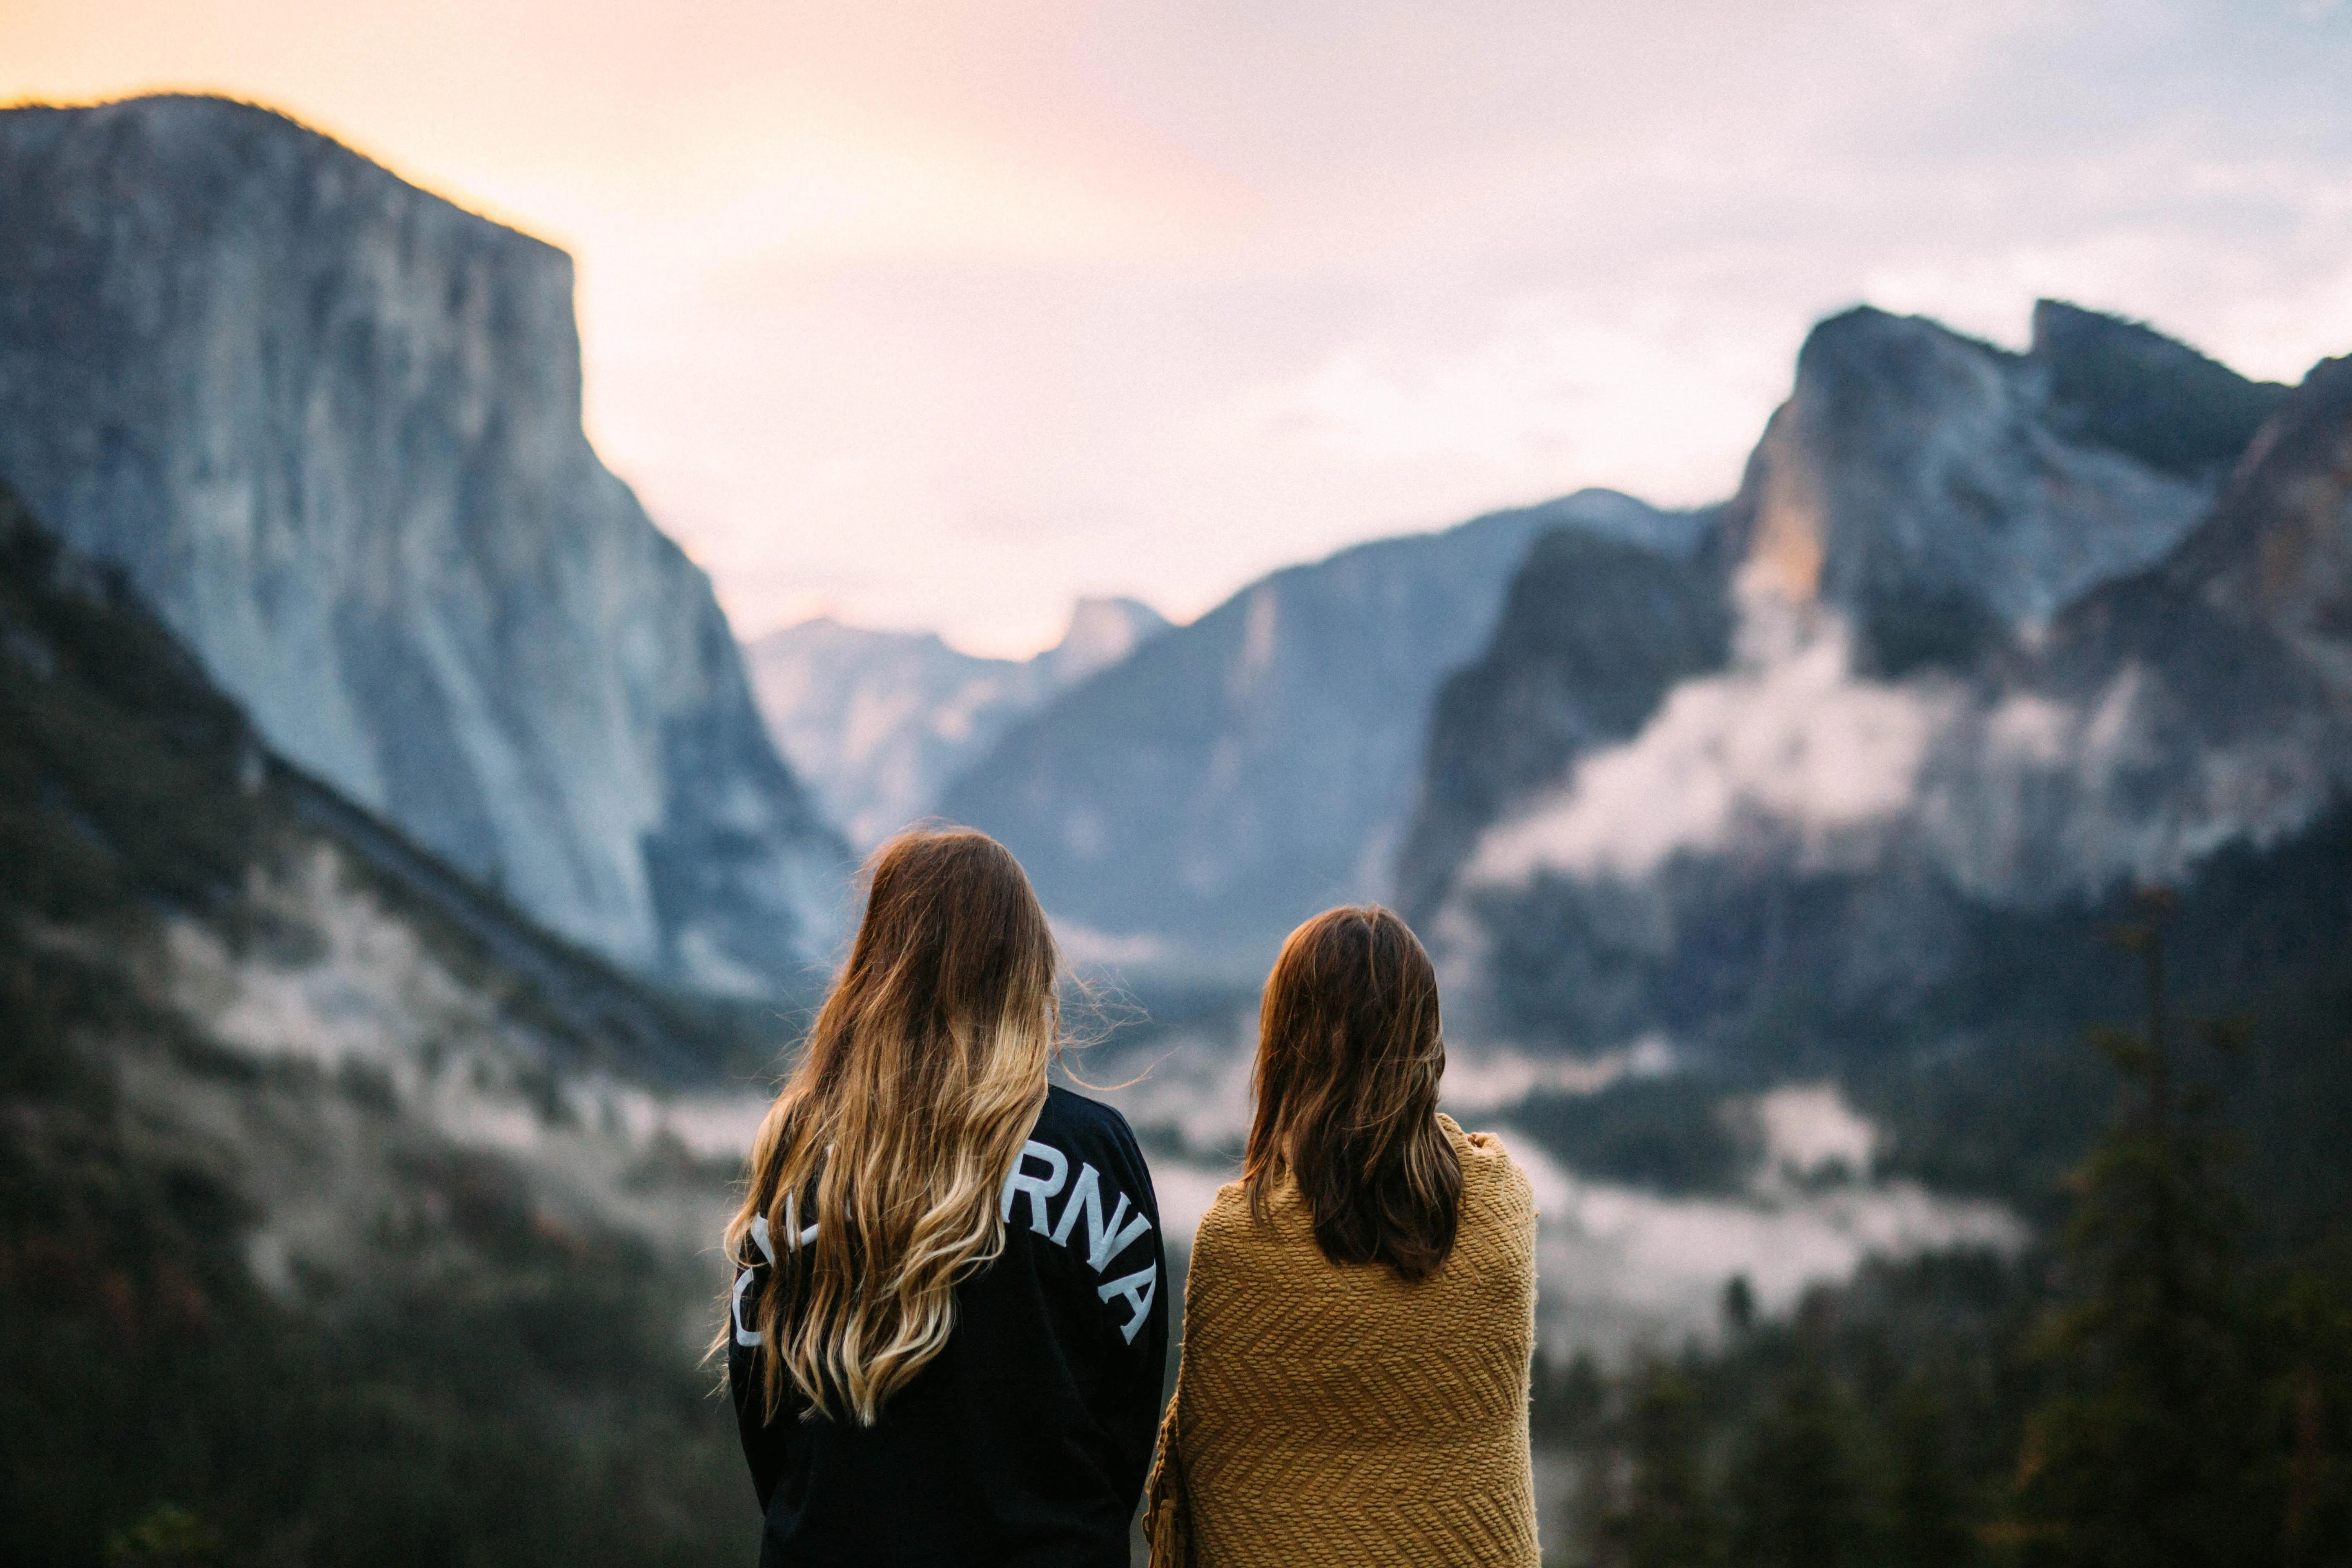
<box><xmin>0</xmin><ymin>483</ymin><xmax>764</xmax><ymax>1566</ymax></box>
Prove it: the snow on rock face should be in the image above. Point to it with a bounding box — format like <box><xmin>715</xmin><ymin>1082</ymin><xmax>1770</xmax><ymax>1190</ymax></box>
<box><xmin>0</xmin><ymin>96</ymin><xmax>847</xmax><ymax>993</ymax></box>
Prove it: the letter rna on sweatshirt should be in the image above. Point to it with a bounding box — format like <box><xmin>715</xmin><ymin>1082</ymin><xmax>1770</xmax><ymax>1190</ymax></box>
<box><xmin>729</xmin><ymin>1085</ymin><xmax>1170</xmax><ymax>1568</ymax></box>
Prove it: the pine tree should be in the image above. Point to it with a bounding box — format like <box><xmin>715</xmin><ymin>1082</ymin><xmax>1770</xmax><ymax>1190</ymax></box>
<box><xmin>1533</xmin><ymin>1345</ymin><xmax>1607</xmax><ymax>1447</ymax></box>
<box><xmin>1727</xmin><ymin>1358</ymin><xmax>1866</xmax><ymax>1568</ymax></box>
<box><xmin>1722</xmin><ymin>1274</ymin><xmax>1757</xmax><ymax>1338</ymax></box>
<box><xmin>1588</xmin><ymin>1361</ymin><xmax>1719</xmax><ymax>1568</ymax></box>
<box><xmin>2009</xmin><ymin>891</ymin><xmax>2267</xmax><ymax>1567</ymax></box>
<box><xmin>1888</xmin><ymin>1389</ymin><xmax>1973</xmax><ymax>1568</ymax></box>
<box><xmin>2272</xmin><ymin>1270</ymin><xmax>2352</xmax><ymax>1566</ymax></box>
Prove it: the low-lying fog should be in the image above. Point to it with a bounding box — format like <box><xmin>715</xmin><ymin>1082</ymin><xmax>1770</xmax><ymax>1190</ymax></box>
<box><xmin>1054</xmin><ymin>996</ymin><xmax>2023</xmax><ymax>1355</ymax></box>
<box><xmin>169</xmin><ymin>860</ymin><xmax>2018</xmax><ymax>1356</ymax></box>
<box><xmin>576</xmin><ymin>995</ymin><xmax>2023</xmax><ymax>1358</ymax></box>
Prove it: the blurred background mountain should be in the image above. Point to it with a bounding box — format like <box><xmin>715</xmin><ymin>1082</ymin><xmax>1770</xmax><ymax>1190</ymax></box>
<box><xmin>745</xmin><ymin>595</ymin><xmax>1165</xmax><ymax>850</ymax></box>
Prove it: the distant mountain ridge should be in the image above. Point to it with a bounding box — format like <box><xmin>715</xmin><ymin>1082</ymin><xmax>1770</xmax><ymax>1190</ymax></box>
<box><xmin>1719</xmin><ymin>301</ymin><xmax>2246</xmax><ymax>642</ymax></box>
<box><xmin>938</xmin><ymin>489</ymin><xmax>1710</xmax><ymax>973</ymax></box>
<box><xmin>0</xmin><ymin>94</ymin><xmax>848</xmax><ymax>996</ymax></box>
<box><xmin>1423</xmin><ymin>301</ymin><xmax>2352</xmax><ymax>1057</ymax></box>
<box><xmin>745</xmin><ymin>596</ymin><xmax>1167</xmax><ymax>849</ymax></box>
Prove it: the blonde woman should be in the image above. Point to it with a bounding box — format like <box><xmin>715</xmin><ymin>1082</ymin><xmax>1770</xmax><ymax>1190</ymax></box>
<box><xmin>725</xmin><ymin>829</ymin><xmax>1167</xmax><ymax>1566</ymax></box>
<box><xmin>1146</xmin><ymin>906</ymin><xmax>1539</xmax><ymax>1567</ymax></box>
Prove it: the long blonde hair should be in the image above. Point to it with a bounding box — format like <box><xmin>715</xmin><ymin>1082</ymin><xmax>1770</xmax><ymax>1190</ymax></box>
<box><xmin>724</xmin><ymin>827</ymin><xmax>1058</xmax><ymax>1425</ymax></box>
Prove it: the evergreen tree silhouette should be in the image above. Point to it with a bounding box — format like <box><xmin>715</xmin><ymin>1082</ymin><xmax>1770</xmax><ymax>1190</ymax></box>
<box><xmin>1888</xmin><ymin>1389</ymin><xmax>1973</xmax><ymax>1568</ymax></box>
<box><xmin>2270</xmin><ymin>1270</ymin><xmax>2352</xmax><ymax>1566</ymax></box>
<box><xmin>2009</xmin><ymin>889</ymin><xmax>2266</xmax><ymax>1567</ymax></box>
<box><xmin>1727</xmin><ymin>1356</ymin><xmax>1866</xmax><ymax>1568</ymax></box>
<box><xmin>1588</xmin><ymin>1360</ymin><xmax>1719</xmax><ymax>1568</ymax></box>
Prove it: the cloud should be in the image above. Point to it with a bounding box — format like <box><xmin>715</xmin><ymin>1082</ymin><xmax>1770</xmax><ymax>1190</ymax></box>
<box><xmin>1515</xmin><ymin>1137</ymin><xmax>2023</xmax><ymax>1356</ymax></box>
<box><xmin>1452</xmin><ymin>575</ymin><xmax>2352</xmax><ymax>965</ymax></box>
<box><xmin>1466</xmin><ymin>618</ymin><xmax>1950</xmax><ymax>889</ymax></box>
<box><xmin>1069</xmin><ymin>1004</ymin><xmax>2023</xmax><ymax>1352</ymax></box>
<box><xmin>1751</xmin><ymin>1083</ymin><xmax>1879</xmax><ymax>1179</ymax></box>
<box><xmin>1439</xmin><ymin>1035</ymin><xmax>1679</xmax><ymax>1116</ymax></box>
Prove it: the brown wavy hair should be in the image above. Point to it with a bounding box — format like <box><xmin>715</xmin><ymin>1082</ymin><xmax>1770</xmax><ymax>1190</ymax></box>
<box><xmin>1243</xmin><ymin>905</ymin><xmax>1462</xmax><ymax>1281</ymax></box>
<box><xmin>722</xmin><ymin>828</ymin><xmax>1058</xmax><ymax>1425</ymax></box>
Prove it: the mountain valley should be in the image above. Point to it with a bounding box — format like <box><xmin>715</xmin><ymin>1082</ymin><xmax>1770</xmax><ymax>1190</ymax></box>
<box><xmin>2</xmin><ymin>87</ymin><xmax>2348</xmax><ymax>1565</ymax></box>
<box><xmin>0</xmin><ymin>481</ymin><xmax>773</xmax><ymax>1563</ymax></box>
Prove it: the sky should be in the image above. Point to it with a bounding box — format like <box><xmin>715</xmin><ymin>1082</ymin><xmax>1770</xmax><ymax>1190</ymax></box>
<box><xmin>8</xmin><ymin>0</ymin><xmax>2352</xmax><ymax>655</ymax></box>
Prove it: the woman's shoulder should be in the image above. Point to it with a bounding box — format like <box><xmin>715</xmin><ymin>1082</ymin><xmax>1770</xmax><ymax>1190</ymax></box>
<box><xmin>1033</xmin><ymin>1085</ymin><xmax>1149</xmax><ymax>1168</ymax></box>
<box><xmin>1194</xmin><ymin>1178</ymin><xmax>1255</xmax><ymax>1241</ymax></box>
<box><xmin>1191</xmin><ymin>1174</ymin><xmax>1314</xmax><ymax>1262</ymax></box>
<box><xmin>1439</xmin><ymin>1114</ymin><xmax>1537</xmax><ymax>1219</ymax></box>
<box><xmin>1025</xmin><ymin>1085</ymin><xmax>1163</xmax><ymax>1215</ymax></box>
<box><xmin>1037</xmin><ymin>1082</ymin><xmax>1135</xmax><ymax>1141</ymax></box>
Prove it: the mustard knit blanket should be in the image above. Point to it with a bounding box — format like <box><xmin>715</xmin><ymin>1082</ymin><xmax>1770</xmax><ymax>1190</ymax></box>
<box><xmin>1145</xmin><ymin>1116</ymin><xmax>1539</xmax><ymax>1568</ymax></box>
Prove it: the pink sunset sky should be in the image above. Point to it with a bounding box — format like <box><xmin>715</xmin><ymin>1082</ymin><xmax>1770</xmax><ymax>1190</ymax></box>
<box><xmin>9</xmin><ymin>0</ymin><xmax>2352</xmax><ymax>654</ymax></box>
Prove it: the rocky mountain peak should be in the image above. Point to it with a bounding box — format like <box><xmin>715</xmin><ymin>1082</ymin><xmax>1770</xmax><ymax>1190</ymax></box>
<box><xmin>0</xmin><ymin>94</ymin><xmax>849</xmax><ymax>995</ymax></box>
<box><xmin>936</xmin><ymin>490</ymin><xmax>1702</xmax><ymax>975</ymax></box>
<box><xmin>1035</xmin><ymin>595</ymin><xmax>1170</xmax><ymax>688</ymax></box>
<box><xmin>2031</xmin><ymin>298</ymin><xmax>2290</xmax><ymax>479</ymax></box>
<box><xmin>744</xmin><ymin>594</ymin><xmax>1167</xmax><ymax>851</ymax></box>
<box><xmin>1718</xmin><ymin>304</ymin><xmax>2234</xmax><ymax>664</ymax></box>
<box><xmin>1420</xmin><ymin>301</ymin><xmax>2352</xmax><ymax>1061</ymax></box>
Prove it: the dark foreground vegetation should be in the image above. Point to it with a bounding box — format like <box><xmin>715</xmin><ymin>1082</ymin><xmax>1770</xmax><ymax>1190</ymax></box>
<box><xmin>2</xmin><ymin>1093</ymin><xmax>749</xmax><ymax>1568</ymax></box>
<box><xmin>1530</xmin><ymin>898</ymin><xmax>2352</xmax><ymax>1567</ymax></box>
<box><xmin>0</xmin><ymin>485</ymin><xmax>757</xmax><ymax>1565</ymax></box>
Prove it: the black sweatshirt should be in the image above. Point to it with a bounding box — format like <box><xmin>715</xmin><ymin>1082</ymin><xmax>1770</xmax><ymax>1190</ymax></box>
<box><xmin>729</xmin><ymin>1086</ymin><xmax>1170</xmax><ymax>1567</ymax></box>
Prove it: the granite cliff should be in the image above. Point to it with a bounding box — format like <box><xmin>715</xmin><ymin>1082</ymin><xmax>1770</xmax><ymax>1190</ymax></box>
<box><xmin>0</xmin><ymin>95</ymin><xmax>847</xmax><ymax>996</ymax></box>
<box><xmin>1394</xmin><ymin>523</ymin><xmax>1731</xmax><ymax>926</ymax></box>
<box><xmin>1423</xmin><ymin>303</ymin><xmax>2348</xmax><ymax>1056</ymax></box>
<box><xmin>1717</xmin><ymin>301</ymin><xmax>2262</xmax><ymax>657</ymax></box>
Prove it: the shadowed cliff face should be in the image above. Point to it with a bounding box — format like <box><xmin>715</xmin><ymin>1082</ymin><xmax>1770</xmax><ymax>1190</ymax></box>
<box><xmin>1424</xmin><ymin>304</ymin><xmax>2350</xmax><ymax>1058</ymax></box>
<box><xmin>1394</xmin><ymin>525</ymin><xmax>1732</xmax><ymax>927</ymax></box>
<box><xmin>2170</xmin><ymin>354</ymin><xmax>2352</xmax><ymax>691</ymax></box>
<box><xmin>0</xmin><ymin>95</ymin><xmax>848</xmax><ymax>994</ymax></box>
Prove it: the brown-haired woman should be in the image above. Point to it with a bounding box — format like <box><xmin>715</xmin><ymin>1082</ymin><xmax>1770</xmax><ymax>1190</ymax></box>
<box><xmin>724</xmin><ymin>828</ymin><xmax>1168</xmax><ymax>1566</ymax></box>
<box><xmin>1145</xmin><ymin>905</ymin><xmax>1539</xmax><ymax>1568</ymax></box>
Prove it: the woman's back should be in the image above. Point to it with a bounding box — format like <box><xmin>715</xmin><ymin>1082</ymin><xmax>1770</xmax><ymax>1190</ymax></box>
<box><xmin>723</xmin><ymin>829</ymin><xmax>1168</xmax><ymax>1567</ymax></box>
<box><xmin>1158</xmin><ymin>1117</ymin><xmax>1537</xmax><ymax>1566</ymax></box>
<box><xmin>732</xmin><ymin>1085</ymin><xmax>1167</xmax><ymax>1564</ymax></box>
